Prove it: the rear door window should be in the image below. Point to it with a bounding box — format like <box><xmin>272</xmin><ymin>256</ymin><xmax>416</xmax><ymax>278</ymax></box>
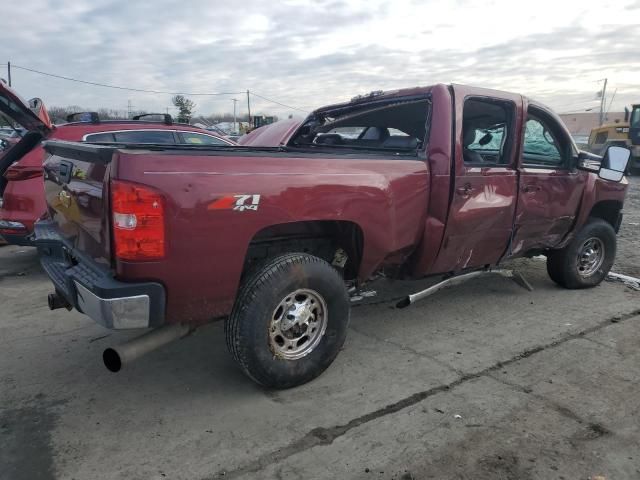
<box><xmin>84</xmin><ymin>132</ymin><xmax>116</xmax><ymax>142</ymax></box>
<box><xmin>112</xmin><ymin>130</ymin><xmax>176</xmax><ymax>144</ymax></box>
<box><xmin>462</xmin><ymin>98</ymin><xmax>514</xmax><ymax>165</ymax></box>
<box><xmin>178</xmin><ymin>132</ymin><xmax>229</xmax><ymax>145</ymax></box>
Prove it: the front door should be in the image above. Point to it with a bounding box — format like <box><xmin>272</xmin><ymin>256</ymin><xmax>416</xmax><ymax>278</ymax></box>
<box><xmin>511</xmin><ymin>105</ymin><xmax>586</xmax><ymax>256</ymax></box>
<box><xmin>430</xmin><ymin>91</ymin><xmax>521</xmax><ymax>273</ymax></box>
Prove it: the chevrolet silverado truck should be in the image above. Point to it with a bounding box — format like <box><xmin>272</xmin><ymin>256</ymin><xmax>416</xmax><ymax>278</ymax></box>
<box><xmin>32</xmin><ymin>84</ymin><xmax>630</xmax><ymax>388</ymax></box>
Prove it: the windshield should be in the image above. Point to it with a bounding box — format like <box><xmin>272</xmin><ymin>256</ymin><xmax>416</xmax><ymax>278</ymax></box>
<box><xmin>631</xmin><ymin>106</ymin><xmax>640</xmax><ymax>128</ymax></box>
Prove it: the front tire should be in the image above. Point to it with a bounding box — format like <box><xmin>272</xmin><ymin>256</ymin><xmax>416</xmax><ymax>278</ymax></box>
<box><xmin>546</xmin><ymin>218</ymin><xmax>616</xmax><ymax>289</ymax></box>
<box><xmin>225</xmin><ymin>253</ymin><xmax>350</xmax><ymax>388</ymax></box>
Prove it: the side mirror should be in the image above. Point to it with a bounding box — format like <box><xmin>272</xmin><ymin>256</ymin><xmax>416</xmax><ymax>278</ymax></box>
<box><xmin>0</xmin><ymin>139</ymin><xmax>7</xmax><ymax>151</ymax></box>
<box><xmin>599</xmin><ymin>146</ymin><xmax>631</xmax><ymax>182</ymax></box>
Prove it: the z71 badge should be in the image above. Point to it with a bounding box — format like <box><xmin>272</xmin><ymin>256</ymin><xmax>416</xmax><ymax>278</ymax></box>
<box><xmin>208</xmin><ymin>194</ymin><xmax>261</xmax><ymax>212</ymax></box>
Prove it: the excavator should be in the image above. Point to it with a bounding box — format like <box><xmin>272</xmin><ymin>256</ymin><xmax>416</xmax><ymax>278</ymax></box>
<box><xmin>588</xmin><ymin>104</ymin><xmax>640</xmax><ymax>174</ymax></box>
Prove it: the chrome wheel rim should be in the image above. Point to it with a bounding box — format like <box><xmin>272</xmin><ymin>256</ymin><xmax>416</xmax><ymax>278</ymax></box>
<box><xmin>577</xmin><ymin>237</ymin><xmax>605</xmax><ymax>277</ymax></box>
<box><xmin>269</xmin><ymin>288</ymin><xmax>328</xmax><ymax>360</ymax></box>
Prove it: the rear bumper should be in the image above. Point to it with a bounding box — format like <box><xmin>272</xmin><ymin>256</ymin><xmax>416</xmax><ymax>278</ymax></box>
<box><xmin>34</xmin><ymin>220</ymin><xmax>165</xmax><ymax>329</ymax></box>
<box><xmin>0</xmin><ymin>230</ymin><xmax>33</xmax><ymax>246</ymax></box>
<box><xmin>0</xmin><ymin>216</ymin><xmax>34</xmax><ymax>246</ymax></box>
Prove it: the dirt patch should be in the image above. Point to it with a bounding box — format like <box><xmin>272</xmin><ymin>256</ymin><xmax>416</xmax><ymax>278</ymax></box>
<box><xmin>0</xmin><ymin>394</ymin><xmax>64</xmax><ymax>480</ymax></box>
<box><xmin>476</xmin><ymin>451</ymin><xmax>533</xmax><ymax>480</ymax></box>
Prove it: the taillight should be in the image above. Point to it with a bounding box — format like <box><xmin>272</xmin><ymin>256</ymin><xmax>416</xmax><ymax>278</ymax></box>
<box><xmin>4</xmin><ymin>165</ymin><xmax>42</xmax><ymax>181</ymax></box>
<box><xmin>111</xmin><ymin>180</ymin><xmax>165</xmax><ymax>261</ymax></box>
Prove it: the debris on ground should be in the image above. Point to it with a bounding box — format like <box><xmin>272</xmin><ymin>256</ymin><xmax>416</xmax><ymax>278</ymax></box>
<box><xmin>350</xmin><ymin>290</ymin><xmax>377</xmax><ymax>302</ymax></box>
<box><xmin>606</xmin><ymin>272</ymin><xmax>640</xmax><ymax>291</ymax></box>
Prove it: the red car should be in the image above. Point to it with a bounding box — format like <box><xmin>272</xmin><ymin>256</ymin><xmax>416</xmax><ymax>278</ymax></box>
<box><xmin>0</xmin><ymin>83</ymin><xmax>235</xmax><ymax>245</ymax></box>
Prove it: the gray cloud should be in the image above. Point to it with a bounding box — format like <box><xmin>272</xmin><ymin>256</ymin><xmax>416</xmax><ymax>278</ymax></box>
<box><xmin>1</xmin><ymin>0</ymin><xmax>638</xmax><ymax>117</ymax></box>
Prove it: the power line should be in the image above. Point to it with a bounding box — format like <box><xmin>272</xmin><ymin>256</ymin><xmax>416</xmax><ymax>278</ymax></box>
<box><xmin>10</xmin><ymin>64</ymin><xmax>244</xmax><ymax>96</ymax></box>
<box><xmin>250</xmin><ymin>91</ymin><xmax>308</xmax><ymax>113</ymax></box>
<box><xmin>7</xmin><ymin>63</ymin><xmax>310</xmax><ymax>113</ymax></box>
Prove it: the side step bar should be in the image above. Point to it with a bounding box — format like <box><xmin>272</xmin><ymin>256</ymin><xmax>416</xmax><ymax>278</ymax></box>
<box><xmin>396</xmin><ymin>269</ymin><xmax>533</xmax><ymax>309</ymax></box>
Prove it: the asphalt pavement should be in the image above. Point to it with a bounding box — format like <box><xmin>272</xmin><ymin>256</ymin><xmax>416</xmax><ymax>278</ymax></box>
<box><xmin>1</xmin><ymin>177</ymin><xmax>639</xmax><ymax>480</ymax></box>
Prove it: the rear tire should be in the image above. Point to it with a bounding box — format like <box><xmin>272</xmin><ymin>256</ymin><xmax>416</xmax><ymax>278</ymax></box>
<box><xmin>546</xmin><ymin>218</ymin><xmax>616</xmax><ymax>289</ymax></box>
<box><xmin>225</xmin><ymin>253</ymin><xmax>350</xmax><ymax>388</ymax></box>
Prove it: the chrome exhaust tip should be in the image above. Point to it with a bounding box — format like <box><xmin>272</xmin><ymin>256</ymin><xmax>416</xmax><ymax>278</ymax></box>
<box><xmin>103</xmin><ymin>323</ymin><xmax>192</xmax><ymax>372</ymax></box>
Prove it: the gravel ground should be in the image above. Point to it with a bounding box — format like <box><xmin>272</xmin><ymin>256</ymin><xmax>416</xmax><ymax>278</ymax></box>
<box><xmin>0</xmin><ymin>177</ymin><xmax>639</xmax><ymax>480</ymax></box>
<box><xmin>614</xmin><ymin>176</ymin><xmax>640</xmax><ymax>276</ymax></box>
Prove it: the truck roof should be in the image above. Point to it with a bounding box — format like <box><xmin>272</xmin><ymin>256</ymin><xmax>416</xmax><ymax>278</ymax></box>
<box><xmin>313</xmin><ymin>83</ymin><xmax>529</xmax><ymax>116</ymax></box>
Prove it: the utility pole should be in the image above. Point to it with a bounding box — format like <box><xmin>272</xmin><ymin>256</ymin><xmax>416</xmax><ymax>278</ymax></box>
<box><xmin>127</xmin><ymin>100</ymin><xmax>134</xmax><ymax>119</ymax></box>
<box><xmin>246</xmin><ymin>90</ymin><xmax>251</xmax><ymax>128</ymax></box>
<box><xmin>231</xmin><ymin>98</ymin><xmax>239</xmax><ymax>133</ymax></box>
<box><xmin>7</xmin><ymin>61</ymin><xmax>11</xmax><ymax>87</ymax></box>
<box><xmin>599</xmin><ymin>78</ymin><xmax>608</xmax><ymax>126</ymax></box>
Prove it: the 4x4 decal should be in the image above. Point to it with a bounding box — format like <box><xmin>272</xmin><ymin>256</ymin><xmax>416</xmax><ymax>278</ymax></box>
<box><xmin>208</xmin><ymin>194</ymin><xmax>261</xmax><ymax>212</ymax></box>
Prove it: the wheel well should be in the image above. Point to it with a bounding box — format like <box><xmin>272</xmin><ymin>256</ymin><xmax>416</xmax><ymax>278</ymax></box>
<box><xmin>244</xmin><ymin>221</ymin><xmax>364</xmax><ymax>280</ymax></box>
<box><xmin>588</xmin><ymin>200</ymin><xmax>622</xmax><ymax>230</ymax></box>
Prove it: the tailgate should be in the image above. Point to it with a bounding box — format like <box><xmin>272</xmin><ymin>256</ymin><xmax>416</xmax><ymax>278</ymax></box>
<box><xmin>42</xmin><ymin>140</ymin><xmax>115</xmax><ymax>265</ymax></box>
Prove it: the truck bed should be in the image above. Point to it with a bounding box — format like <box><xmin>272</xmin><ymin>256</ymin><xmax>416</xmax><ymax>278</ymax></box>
<box><xmin>39</xmin><ymin>140</ymin><xmax>430</xmax><ymax>325</ymax></box>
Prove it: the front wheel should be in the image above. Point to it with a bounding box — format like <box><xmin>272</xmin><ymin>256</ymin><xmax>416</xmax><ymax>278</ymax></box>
<box><xmin>225</xmin><ymin>253</ymin><xmax>350</xmax><ymax>388</ymax></box>
<box><xmin>546</xmin><ymin>218</ymin><xmax>616</xmax><ymax>289</ymax></box>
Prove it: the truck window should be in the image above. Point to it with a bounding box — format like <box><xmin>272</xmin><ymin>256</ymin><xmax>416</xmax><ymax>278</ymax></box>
<box><xmin>112</xmin><ymin>130</ymin><xmax>176</xmax><ymax>144</ymax></box>
<box><xmin>290</xmin><ymin>96</ymin><xmax>430</xmax><ymax>154</ymax></box>
<box><xmin>522</xmin><ymin>111</ymin><xmax>568</xmax><ymax>168</ymax></box>
<box><xmin>594</xmin><ymin>131</ymin><xmax>608</xmax><ymax>145</ymax></box>
<box><xmin>462</xmin><ymin>98</ymin><xmax>514</xmax><ymax>165</ymax></box>
<box><xmin>631</xmin><ymin>107</ymin><xmax>640</xmax><ymax>128</ymax></box>
<box><xmin>83</xmin><ymin>132</ymin><xmax>116</xmax><ymax>142</ymax></box>
<box><xmin>179</xmin><ymin>131</ymin><xmax>229</xmax><ymax>145</ymax></box>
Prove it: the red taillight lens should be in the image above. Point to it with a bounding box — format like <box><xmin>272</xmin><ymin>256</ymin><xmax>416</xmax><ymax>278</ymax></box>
<box><xmin>111</xmin><ymin>180</ymin><xmax>165</xmax><ymax>261</ymax></box>
<box><xmin>4</xmin><ymin>165</ymin><xmax>42</xmax><ymax>181</ymax></box>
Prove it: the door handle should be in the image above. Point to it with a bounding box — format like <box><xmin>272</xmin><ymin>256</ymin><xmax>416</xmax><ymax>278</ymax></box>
<box><xmin>456</xmin><ymin>183</ymin><xmax>474</xmax><ymax>196</ymax></box>
<box><xmin>522</xmin><ymin>184</ymin><xmax>541</xmax><ymax>193</ymax></box>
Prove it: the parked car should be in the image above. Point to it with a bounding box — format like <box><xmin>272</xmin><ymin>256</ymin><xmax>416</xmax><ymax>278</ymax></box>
<box><xmin>0</xmin><ymin>127</ymin><xmax>25</xmax><ymax>150</ymax></box>
<box><xmin>22</xmin><ymin>84</ymin><xmax>631</xmax><ymax>389</ymax></box>
<box><xmin>0</xmin><ymin>84</ymin><xmax>236</xmax><ymax>245</ymax></box>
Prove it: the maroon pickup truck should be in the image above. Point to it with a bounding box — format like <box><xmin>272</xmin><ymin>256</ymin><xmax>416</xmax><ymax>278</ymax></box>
<box><xmin>32</xmin><ymin>84</ymin><xmax>630</xmax><ymax>388</ymax></box>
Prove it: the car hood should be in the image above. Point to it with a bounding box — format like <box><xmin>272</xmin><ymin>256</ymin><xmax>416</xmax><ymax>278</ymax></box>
<box><xmin>0</xmin><ymin>82</ymin><xmax>52</xmax><ymax>133</ymax></box>
<box><xmin>238</xmin><ymin>119</ymin><xmax>303</xmax><ymax>147</ymax></box>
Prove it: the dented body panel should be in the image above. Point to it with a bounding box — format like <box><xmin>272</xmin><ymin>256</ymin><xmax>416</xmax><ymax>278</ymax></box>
<box><xmin>37</xmin><ymin>84</ymin><xmax>628</xmax><ymax>327</ymax></box>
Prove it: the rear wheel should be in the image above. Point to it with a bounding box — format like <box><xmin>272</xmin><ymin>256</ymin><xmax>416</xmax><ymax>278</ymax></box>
<box><xmin>225</xmin><ymin>253</ymin><xmax>350</xmax><ymax>388</ymax></box>
<box><xmin>546</xmin><ymin>218</ymin><xmax>616</xmax><ymax>289</ymax></box>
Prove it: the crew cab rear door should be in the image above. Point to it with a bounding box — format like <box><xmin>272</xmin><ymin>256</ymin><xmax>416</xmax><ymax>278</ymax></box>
<box><xmin>430</xmin><ymin>87</ymin><xmax>522</xmax><ymax>272</ymax></box>
<box><xmin>510</xmin><ymin>103</ymin><xmax>586</xmax><ymax>255</ymax></box>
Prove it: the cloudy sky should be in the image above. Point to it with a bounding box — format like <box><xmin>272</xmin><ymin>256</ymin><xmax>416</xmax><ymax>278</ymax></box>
<box><xmin>2</xmin><ymin>0</ymin><xmax>639</xmax><ymax>118</ymax></box>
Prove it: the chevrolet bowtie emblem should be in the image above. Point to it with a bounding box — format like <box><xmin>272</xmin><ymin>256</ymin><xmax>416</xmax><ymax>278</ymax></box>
<box><xmin>58</xmin><ymin>190</ymin><xmax>71</xmax><ymax>208</ymax></box>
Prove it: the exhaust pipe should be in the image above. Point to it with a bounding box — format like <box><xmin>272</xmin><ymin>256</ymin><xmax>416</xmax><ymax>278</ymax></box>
<box><xmin>103</xmin><ymin>323</ymin><xmax>192</xmax><ymax>372</ymax></box>
<box><xmin>48</xmin><ymin>292</ymin><xmax>71</xmax><ymax>310</ymax></box>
